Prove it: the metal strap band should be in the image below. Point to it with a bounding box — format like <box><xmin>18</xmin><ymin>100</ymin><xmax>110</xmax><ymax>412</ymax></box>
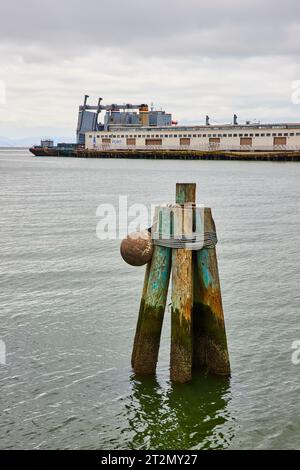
<box><xmin>153</xmin><ymin>231</ymin><xmax>217</xmax><ymax>250</ymax></box>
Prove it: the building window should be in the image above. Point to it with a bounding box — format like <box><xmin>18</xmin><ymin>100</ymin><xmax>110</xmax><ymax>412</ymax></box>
<box><xmin>223</xmin><ymin>134</ymin><xmax>227</xmax><ymax>137</ymax></box>
<box><xmin>209</xmin><ymin>137</ymin><xmax>221</xmax><ymax>144</ymax></box>
<box><xmin>233</xmin><ymin>134</ymin><xmax>237</xmax><ymax>137</ymax></box>
<box><xmin>239</xmin><ymin>133</ymin><xmax>243</xmax><ymax>137</ymax></box>
<box><xmin>249</xmin><ymin>134</ymin><xmax>253</xmax><ymax>137</ymax></box>
<box><xmin>272</xmin><ymin>133</ymin><xmax>277</xmax><ymax>136</ymax></box>
<box><xmin>290</xmin><ymin>133</ymin><xmax>294</xmax><ymax>136</ymax></box>
<box><xmin>284</xmin><ymin>133</ymin><xmax>288</xmax><ymax>136</ymax></box>
<box><xmin>240</xmin><ymin>137</ymin><xmax>253</xmax><ymax>146</ymax></box>
<box><xmin>174</xmin><ymin>134</ymin><xmax>177</xmax><ymax>137</ymax></box>
<box><xmin>266</xmin><ymin>133</ymin><xmax>271</xmax><ymax>136</ymax></box>
<box><xmin>180</xmin><ymin>137</ymin><xmax>191</xmax><ymax>146</ymax></box>
<box><xmin>228</xmin><ymin>134</ymin><xmax>232</xmax><ymax>137</ymax></box>
<box><xmin>217</xmin><ymin>134</ymin><xmax>222</xmax><ymax>137</ymax></box>
<box><xmin>145</xmin><ymin>138</ymin><xmax>162</xmax><ymax>146</ymax></box>
<box><xmin>203</xmin><ymin>134</ymin><xmax>206</xmax><ymax>137</ymax></box>
<box><xmin>274</xmin><ymin>136</ymin><xmax>287</xmax><ymax>145</ymax></box>
<box><xmin>278</xmin><ymin>133</ymin><xmax>282</xmax><ymax>136</ymax></box>
<box><xmin>261</xmin><ymin>133</ymin><xmax>265</xmax><ymax>137</ymax></box>
<box><xmin>89</xmin><ymin>135</ymin><xmax>92</xmax><ymax>138</ymax></box>
<box><xmin>255</xmin><ymin>133</ymin><xmax>259</xmax><ymax>137</ymax></box>
<box><xmin>193</xmin><ymin>134</ymin><xmax>196</xmax><ymax>137</ymax></box>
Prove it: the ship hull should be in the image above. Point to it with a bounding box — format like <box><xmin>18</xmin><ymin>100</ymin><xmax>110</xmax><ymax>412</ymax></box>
<box><xmin>29</xmin><ymin>147</ymin><xmax>75</xmax><ymax>157</ymax></box>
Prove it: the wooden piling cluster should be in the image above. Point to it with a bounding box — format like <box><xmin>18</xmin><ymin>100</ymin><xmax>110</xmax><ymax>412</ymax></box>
<box><xmin>131</xmin><ymin>183</ymin><xmax>230</xmax><ymax>383</ymax></box>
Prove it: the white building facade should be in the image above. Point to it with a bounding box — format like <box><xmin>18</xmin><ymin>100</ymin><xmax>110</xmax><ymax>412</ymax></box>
<box><xmin>85</xmin><ymin>124</ymin><xmax>300</xmax><ymax>151</ymax></box>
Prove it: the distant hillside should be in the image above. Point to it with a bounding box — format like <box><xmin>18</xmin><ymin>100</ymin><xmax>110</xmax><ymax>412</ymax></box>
<box><xmin>0</xmin><ymin>136</ymin><xmax>16</xmax><ymax>147</ymax></box>
<box><xmin>0</xmin><ymin>135</ymin><xmax>74</xmax><ymax>147</ymax></box>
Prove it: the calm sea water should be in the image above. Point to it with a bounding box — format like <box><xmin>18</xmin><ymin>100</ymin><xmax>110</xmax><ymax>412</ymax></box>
<box><xmin>0</xmin><ymin>148</ymin><xmax>299</xmax><ymax>450</ymax></box>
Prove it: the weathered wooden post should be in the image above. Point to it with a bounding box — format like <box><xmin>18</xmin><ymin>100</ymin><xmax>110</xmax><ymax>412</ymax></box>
<box><xmin>131</xmin><ymin>261</ymin><xmax>151</xmax><ymax>368</ymax></box>
<box><xmin>170</xmin><ymin>183</ymin><xmax>195</xmax><ymax>383</ymax></box>
<box><xmin>193</xmin><ymin>208</ymin><xmax>230</xmax><ymax>375</ymax></box>
<box><xmin>131</xmin><ymin>208</ymin><xmax>172</xmax><ymax>375</ymax></box>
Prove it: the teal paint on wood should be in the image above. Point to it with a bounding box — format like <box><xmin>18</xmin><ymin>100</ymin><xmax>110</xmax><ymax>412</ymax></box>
<box><xmin>175</xmin><ymin>183</ymin><xmax>196</xmax><ymax>205</ymax></box>
<box><xmin>133</xmin><ymin>207</ymin><xmax>172</xmax><ymax>375</ymax></box>
<box><xmin>193</xmin><ymin>208</ymin><xmax>230</xmax><ymax>376</ymax></box>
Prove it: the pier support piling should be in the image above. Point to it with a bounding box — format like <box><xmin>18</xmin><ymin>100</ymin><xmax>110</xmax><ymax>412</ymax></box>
<box><xmin>170</xmin><ymin>183</ymin><xmax>196</xmax><ymax>383</ymax></box>
<box><xmin>131</xmin><ymin>261</ymin><xmax>151</xmax><ymax>368</ymax></box>
<box><xmin>193</xmin><ymin>208</ymin><xmax>230</xmax><ymax>376</ymax></box>
<box><xmin>132</xmin><ymin>209</ymin><xmax>172</xmax><ymax>375</ymax></box>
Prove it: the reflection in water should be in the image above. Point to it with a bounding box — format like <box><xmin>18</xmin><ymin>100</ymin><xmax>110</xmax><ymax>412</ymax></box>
<box><xmin>125</xmin><ymin>372</ymin><xmax>234</xmax><ymax>450</ymax></box>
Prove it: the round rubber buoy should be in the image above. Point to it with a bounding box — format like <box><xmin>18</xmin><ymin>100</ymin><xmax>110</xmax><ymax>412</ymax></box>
<box><xmin>120</xmin><ymin>230</ymin><xmax>153</xmax><ymax>266</ymax></box>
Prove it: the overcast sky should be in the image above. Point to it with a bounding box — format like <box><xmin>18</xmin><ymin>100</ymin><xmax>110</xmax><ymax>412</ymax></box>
<box><xmin>1</xmin><ymin>0</ymin><xmax>300</xmax><ymax>141</ymax></box>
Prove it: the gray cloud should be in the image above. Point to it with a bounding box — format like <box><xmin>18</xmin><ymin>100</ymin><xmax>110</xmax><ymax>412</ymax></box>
<box><xmin>1</xmin><ymin>0</ymin><xmax>300</xmax><ymax>60</ymax></box>
<box><xmin>0</xmin><ymin>0</ymin><xmax>300</xmax><ymax>140</ymax></box>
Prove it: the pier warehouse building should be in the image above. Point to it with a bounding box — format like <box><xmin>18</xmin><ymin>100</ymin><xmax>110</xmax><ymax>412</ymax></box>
<box><xmin>78</xmin><ymin>96</ymin><xmax>300</xmax><ymax>151</ymax></box>
<box><xmin>85</xmin><ymin>124</ymin><xmax>300</xmax><ymax>151</ymax></box>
